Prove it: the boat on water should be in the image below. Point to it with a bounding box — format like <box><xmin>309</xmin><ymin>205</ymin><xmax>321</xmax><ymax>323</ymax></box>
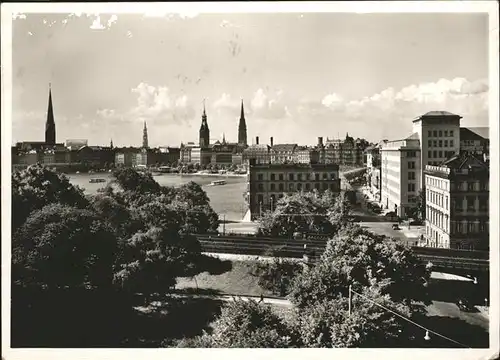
<box><xmin>209</xmin><ymin>180</ymin><xmax>227</xmax><ymax>186</ymax></box>
<box><xmin>89</xmin><ymin>178</ymin><xmax>107</xmax><ymax>183</ymax></box>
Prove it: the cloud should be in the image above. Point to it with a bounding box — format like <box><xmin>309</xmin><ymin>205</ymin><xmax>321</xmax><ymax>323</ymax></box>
<box><xmin>321</xmin><ymin>93</ymin><xmax>343</xmax><ymax>109</ymax></box>
<box><xmin>128</xmin><ymin>82</ymin><xmax>196</xmax><ymax>124</ymax></box>
<box><xmin>213</xmin><ymin>93</ymin><xmax>240</xmax><ymax>112</ymax></box>
<box><xmin>250</xmin><ymin>88</ymin><xmax>289</xmax><ymax>119</ymax></box>
<box><xmin>90</xmin><ymin>16</ymin><xmax>106</xmax><ymax>30</ymax></box>
<box><xmin>13</xmin><ymin>13</ymin><xmax>26</xmax><ymax>20</ymax></box>
<box><xmin>143</xmin><ymin>11</ymin><xmax>199</xmax><ymax>20</ymax></box>
<box><xmin>107</xmin><ymin>15</ymin><xmax>118</xmax><ymax>28</ymax></box>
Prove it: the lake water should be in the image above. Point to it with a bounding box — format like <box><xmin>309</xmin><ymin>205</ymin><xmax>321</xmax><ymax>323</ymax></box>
<box><xmin>68</xmin><ymin>173</ymin><xmax>248</xmax><ymax>221</ymax></box>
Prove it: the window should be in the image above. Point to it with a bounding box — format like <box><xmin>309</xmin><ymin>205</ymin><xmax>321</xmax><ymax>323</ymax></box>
<box><xmin>438</xmin><ymin>130</ymin><xmax>442</xmax><ymax>137</ymax></box>
<box><xmin>444</xmin><ymin>130</ymin><xmax>448</xmax><ymax>137</ymax></box>
<box><xmin>408</xmin><ymin>171</ymin><xmax>415</xmax><ymax>180</ymax></box>
<box><xmin>315</xmin><ymin>183</ymin><xmax>320</xmax><ymax>190</ymax></box>
<box><xmin>428</xmin><ymin>140</ymin><xmax>432</xmax><ymax>147</ymax></box>
<box><xmin>289</xmin><ymin>173</ymin><xmax>295</xmax><ymax>181</ymax></box>
<box><xmin>450</xmin><ymin>130</ymin><xmax>454</xmax><ymax>137</ymax></box>
<box><xmin>257</xmin><ymin>173</ymin><xmax>263</xmax><ymax>181</ymax></box>
<box><xmin>445</xmin><ymin>196</ymin><xmax>448</xmax><ymax>210</ymax></box>
<box><xmin>305</xmin><ymin>173</ymin><xmax>311</xmax><ymax>180</ymax></box>
<box><xmin>428</xmin><ymin>130</ymin><xmax>432</xmax><ymax>137</ymax></box>
<box><xmin>257</xmin><ymin>194</ymin><xmax>263</xmax><ymax>204</ymax></box>
<box><xmin>288</xmin><ymin>183</ymin><xmax>294</xmax><ymax>191</ymax></box>
<box><xmin>467</xmin><ymin>196</ymin><xmax>475</xmax><ymax>210</ymax></box>
<box><xmin>297</xmin><ymin>183</ymin><xmax>303</xmax><ymax>191</ymax></box>
<box><xmin>278</xmin><ymin>183</ymin><xmax>284</xmax><ymax>191</ymax></box>
<box><xmin>433</xmin><ymin>140</ymin><xmax>437</xmax><ymax>147</ymax></box>
<box><xmin>330</xmin><ymin>183</ymin><xmax>336</xmax><ymax>191</ymax></box>
<box><xmin>438</xmin><ymin>140</ymin><xmax>442</xmax><ymax>147</ymax></box>
<box><xmin>270</xmin><ymin>183</ymin><xmax>276</xmax><ymax>191</ymax></box>
<box><xmin>433</xmin><ymin>151</ymin><xmax>437</xmax><ymax>158</ymax></box>
<box><xmin>444</xmin><ymin>140</ymin><xmax>448</xmax><ymax>147</ymax></box>
<box><xmin>450</xmin><ymin>140</ymin><xmax>454</xmax><ymax>147</ymax></box>
<box><xmin>279</xmin><ymin>174</ymin><xmax>284</xmax><ymax>181</ymax></box>
<box><xmin>315</xmin><ymin>173</ymin><xmax>320</xmax><ymax>181</ymax></box>
<box><xmin>428</xmin><ymin>150</ymin><xmax>432</xmax><ymax>158</ymax></box>
<box><xmin>467</xmin><ymin>182</ymin><xmax>474</xmax><ymax>191</ymax></box>
<box><xmin>408</xmin><ymin>161</ymin><xmax>415</xmax><ymax>169</ymax></box>
<box><xmin>270</xmin><ymin>173</ymin><xmax>275</xmax><ymax>181</ymax></box>
<box><xmin>297</xmin><ymin>173</ymin><xmax>303</xmax><ymax>181</ymax></box>
<box><xmin>258</xmin><ymin>184</ymin><xmax>264</xmax><ymax>191</ymax></box>
<box><xmin>408</xmin><ymin>183</ymin><xmax>415</xmax><ymax>192</ymax></box>
<box><xmin>433</xmin><ymin>130</ymin><xmax>437</xmax><ymax>137</ymax></box>
<box><xmin>323</xmin><ymin>173</ymin><xmax>328</xmax><ymax>180</ymax></box>
<box><xmin>305</xmin><ymin>183</ymin><xmax>311</xmax><ymax>191</ymax></box>
<box><xmin>330</xmin><ymin>173</ymin><xmax>336</xmax><ymax>180</ymax></box>
<box><xmin>323</xmin><ymin>183</ymin><xmax>329</xmax><ymax>190</ymax></box>
<box><xmin>438</xmin><ymin>151</ymin><xmax>442</xmax><ymax>158</ymax></box>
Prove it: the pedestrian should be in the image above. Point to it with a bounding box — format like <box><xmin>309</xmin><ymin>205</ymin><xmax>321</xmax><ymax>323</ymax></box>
<box><xmin>258</xmin><ymin>294</ymin><xmax>264</xmax><ymax>304</ymax></box>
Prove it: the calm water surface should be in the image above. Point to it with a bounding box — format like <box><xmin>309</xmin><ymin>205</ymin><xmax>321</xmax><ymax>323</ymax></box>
<box><xmin>68</xmin><ymin>173</ymin><xmax>248</xmax><ymax>220</ymax></box>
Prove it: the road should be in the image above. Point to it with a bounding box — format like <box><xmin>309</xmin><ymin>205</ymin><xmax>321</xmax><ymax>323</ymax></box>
<box><xmin>426</xmin><ymin>301</ymin><xmax>489</xmax><ymax>330</ymax></box>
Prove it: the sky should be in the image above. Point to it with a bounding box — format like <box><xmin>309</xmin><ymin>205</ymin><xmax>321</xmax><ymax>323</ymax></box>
<box><xmin>11</xmin><ymin>11</ymin><xmax>489</xmax><ymax>147</ymax></box>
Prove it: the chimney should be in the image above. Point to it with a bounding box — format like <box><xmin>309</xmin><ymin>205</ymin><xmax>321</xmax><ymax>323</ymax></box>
<box><xmin>270</xmin><ymin>137</ymin><xmax>274</xmax><ymax>147</ymax></box>
<box><xmin>318</xmin><ymin>137</ymin><xmax>323</xmax><ymax>146</ymax></box>
<box><xmin>256</xmin><ymin>136</ymin><xmax>259</xmax><ymax>145</ymax></box>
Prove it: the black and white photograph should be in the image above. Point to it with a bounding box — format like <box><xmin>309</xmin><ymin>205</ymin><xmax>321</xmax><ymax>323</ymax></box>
<box><xmin>1</xmin><ymin>1</ymin><xmax>498</xmax><ymax>359</ymax></box>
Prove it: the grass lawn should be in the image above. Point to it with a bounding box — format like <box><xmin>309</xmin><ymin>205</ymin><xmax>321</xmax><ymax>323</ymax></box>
<box><xmin>176</xmin><ymin>260</ymin><xmax>276</xmax><ymax>298</ymax></box>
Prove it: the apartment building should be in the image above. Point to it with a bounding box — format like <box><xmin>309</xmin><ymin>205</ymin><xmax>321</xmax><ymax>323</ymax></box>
<box><xmin>380</xmin><ymin>133</ymin><xmax>421</xmax><ymax>217</ymax></box>
<box><xmin>245</xmin><ymin>162</ymin><xmax>341</xmax><ymax>220</ymax></box>
<box><xmin>424</xmin><ymin>153</ymin><xmax>489</xmax><ymax>250</ymax></box>
<box><xmin>411</xmin><ymin>111</ymin><xmax>461</xmax><ymax>185</ymax></box>
<box><xmin>460</xmin><ymin>127</ymin><xmax>489</xmax><ymax>157</ymax></box>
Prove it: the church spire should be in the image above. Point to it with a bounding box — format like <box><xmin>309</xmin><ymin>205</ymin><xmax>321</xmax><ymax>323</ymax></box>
<box><xmin>199</xmin><ymin>100</ymin><xmax>210</xmax><ymax>148</ymax></box>
<box><xmin>45</xmin><ymin>83</ymin><xmax>56</xmax><ymax>145</ymax></box>
<box><xmin>238</xmin><ymin>99</ymin><xmax>247</xmax><ymax>146</ymax></box>
<box><xmin>110</xmin><ymin>138</ymin><xmax>114</xmax><ymax>149</ymax></box>
<box><xmin>142</xmin><ymin>121</ymin><xmax>149</xmax><ymax>148</ymax></box>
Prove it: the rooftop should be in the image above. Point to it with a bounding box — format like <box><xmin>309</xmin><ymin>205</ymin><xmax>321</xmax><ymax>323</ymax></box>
<box><xmin>250</xmin><ymin>163</ymin><xmax>339</xmax><ymax>169</ymax></box>
<box><xmin>412</xmin><ymin>111</ymin><xmax>462</xmax><ymax>122</ymax></box>
<box><xmin>462</xmin><ymin>127</ymin><xmax>489</xmax><ymax>140</ymax></box>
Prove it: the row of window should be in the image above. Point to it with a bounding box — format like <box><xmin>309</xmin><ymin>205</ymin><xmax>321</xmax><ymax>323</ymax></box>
<box><xmin>257</xmin><ymin>172</ymin><xmax>337</xmax><ymax>181</ymax></box>
<box><xmin>452</xmin><ymin>181</ymin><xmax>489</xmax><ymax>192</ymax></box>
<box><xmin>257</xmin><ymin>182</ymin><xmax>338</xmax><ymax>192</ymax></box>
<box><xmin>427</xmin><ymin>150</ymin><xmax>456</xmax><ymax>159</ymax></box>
<box><xmin>427</xmin><ymin>139</ymin><xmax>455</xmax><ymax>148</ymax></box>
<box><xmin>428</xmin><ymin>129</ymin><xmax>454</xmax><ymax>138</ymax></box>
<box><xmin>452</xmin><ymin>196</ymin><xmax>488</xmax><ymax>211</ymax></box>
<box><xmin>427</xmin><ymin>190</ymin><xmax>449</xmax><ymax>210</ymax></box>
<box><xmin>426</xmin><ymin>176</ymin><xmax>448</xmax><ymax>190</ymax></box>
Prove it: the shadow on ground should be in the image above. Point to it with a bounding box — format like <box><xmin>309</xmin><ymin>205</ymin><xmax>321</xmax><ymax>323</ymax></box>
<box><xmin>11</xmin><ymin>287</ymin><xmax>224</xmax><ymax>348</ymax></box>
<box><xmin>426</xmin><ymin>278</ymin><xmax>489</xmax><ymax>305</ymax></box>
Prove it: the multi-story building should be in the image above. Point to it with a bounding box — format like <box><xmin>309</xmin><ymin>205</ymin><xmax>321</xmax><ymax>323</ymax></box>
<box><xmin>245</xmin><ymin>162</ymin><xmax>341</xmax><ymax>220</ymax></box>
<box><xmin>412</xmin><ymin>111</ymin><xmax>461</xmax><ymax>181</ymax></box>
<box><xmin>294</xmin><ymin>146</ymin><xmax>319</xmax><ymax>164</ymax></box>
<box><xmin>115</xmin><ymin>147</ymin><xmax>140</xmax><ymax>167</ymax></box>
<box><xmin>180</xmin><ymin>142</ymin><xmax>197</xmax><ymax>164</ymax></box>
<box><xmin>322</xmin><ymin>134</ymin><xmax>368</xmax><ymax>166</ymax></box>
<box><xmin>380</xmin><ymin>133</ymin><xmax>421</xmax><ymax>217</ymax></box>
<box><xmin>424</xmin><ymin>153</ymin><xmax>489</xmax><ymax>250</ymax></box>
<box><xmin>242</xmin><ymin>137</ymin><xmax>271</xmax><ymax>165</ymax></box>
<box><xmin>271</xmin><ymin>143</ymin><xmax>298</xmax><ymax>164</ymax></box>
<box><xmin>158</xmin><ymin>146</ymin><xmax>181</xmax><ymax>165</ymax></box>
<box><xmin>369</xmin><ymin>167</ymin><xmax>382</xmax><ymax>202</ymax></box>
<box><xmin>460</xmin><ymin>127</ymin><xmax>489</xmax><ymax>157</ymax></box>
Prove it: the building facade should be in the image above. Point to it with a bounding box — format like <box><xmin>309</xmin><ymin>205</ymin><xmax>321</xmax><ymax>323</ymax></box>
<box><xmin>245</xmin><ymin>162</ymin><xmax>341</xmax><ymax>220</ymax></box>
<box><xmin>424</xmin><ymin>153</ymin><xmax>489</xmax><ymax>250</ymax></box>
<box><xmin>270</xmin><ymin>144</ymin><xmax>298</xmax><ymax>164</ymax></box>
<box><xmin>460</xmin><ymin>127</ymin><xmax>489</xmax><ymax>156</ymax></box>
<box><xmin>380</xmin><ymin>133</ymin><xmax>421</xmax><ymax>217</ymax></box>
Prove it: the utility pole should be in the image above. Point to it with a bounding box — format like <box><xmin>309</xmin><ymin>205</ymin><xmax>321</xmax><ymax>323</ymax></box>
<box><xmin>223</xmin><ymin>214</ymin><xmax>226</xmax><ymax>236</ymax></box>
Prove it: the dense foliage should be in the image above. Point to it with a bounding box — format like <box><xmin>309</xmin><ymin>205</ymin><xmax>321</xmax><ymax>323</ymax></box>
<box><xmin>257</xmin><ymin>190</ymin><xmax>343</xmax><ymax>237</ymax></box>
<box><xmin>249</xmin><ymin>257</ymin><xmax>303</xmax><ymax>297</ymax></box>
<box><xmin>177</xmin><ymin>299</ymin><xmax>295</xmax><ymax>348</ymax></box>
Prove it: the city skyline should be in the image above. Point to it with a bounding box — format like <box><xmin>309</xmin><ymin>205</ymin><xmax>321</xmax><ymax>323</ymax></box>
<box><xmin>12</xmin><ymin>12</ymin><xmax>489</xmax><ymax>147</ymax></box>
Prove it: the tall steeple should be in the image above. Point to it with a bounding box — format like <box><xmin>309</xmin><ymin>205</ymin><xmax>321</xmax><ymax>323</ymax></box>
<box><xmin>110</xmin><ymin>138</ymin><xmax>114</xmax><ymax>149</ymax></box>
<box><xmin>238</xmin><ymin>99</ymin><xmax>247</xmax><ymax>146</ymax></box>
<box><xmin>199</xmin><ymin>99</ymin><xmax>210</xmax><ymax>148</ymax></box>
<box><xmin>45</xmin><ymin>83</ymin><xmax>56</xmax><ymax>145</ymax></box>
<box><xmin>142</xmin><ymin>121</ymin><xmax>149</xmax><ymax>148</ymax></box>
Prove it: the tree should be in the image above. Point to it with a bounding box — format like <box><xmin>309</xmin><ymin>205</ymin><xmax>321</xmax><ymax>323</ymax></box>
<box><xmin>12</xmin><ymin>164</ymin><xmax>88</xmax><ymax>232</ymax></box>
<box><xmin>416</xmin><ymin>188</ymin><xmax>426</xmax><ymax>220</ymax></box>
<box><xmin>288</xmin><ymin>223</ymin><xmax>431</xmax><ymax>309</ymax></box>
<box><xmin>13</xmin><ymin>204</ymin><xmax>117</xmax><ymax>290</ymax></box>
<box><xmin>250</xmin><ymin>257</ymin><xmax>302</xmax><ymax>296</ymax></box>
<box><xmin>112</xmin><ymin>167</ymin><xmax>162</xmax><ymax>194</ymax></box>
<box><xmin>296</xmin><ymin>283</ymin><xmax>411</xmax><ymax>348</ymax></box>
<box><xmin>189</xmin><ymin>299</ymin><xmax>295</xmax><ymax>348</ymax></box>
<box><xmin>175</xmin><ymin>181</ymin><xmax>211</xmax><ymax>207</ymax></box>
<box><xmin>257</xmin><ymin>191</ymin><xmax>336</xmax><ymax>238</ymax></box>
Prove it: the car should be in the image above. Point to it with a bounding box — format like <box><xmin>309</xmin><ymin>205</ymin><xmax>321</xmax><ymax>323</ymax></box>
<box><xmin>392</xmin><ymin>224</ymin><xmax>400</xmax><ymax>230</ymax></box>
<box><xmin>456</xmin><ymin>299</ymin><xmax>474</xmax><ymax>312</ymax></box>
